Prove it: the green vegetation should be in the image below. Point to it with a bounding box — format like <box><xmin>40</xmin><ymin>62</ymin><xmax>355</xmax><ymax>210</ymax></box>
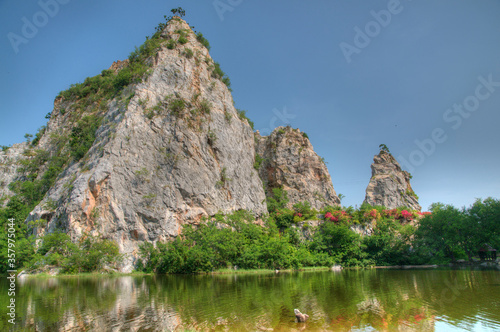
<box><xmin>26</xmin><ymin>232</ymin><xmax>121</xmax><ymax>273</ymax></box>
<box><xmin>236</xmin><ymin>109</ymin><xmax>254</xmax><ymax>130</ymax></box>
<box><xmin>413</xmin><ymin>198</ymin><xmax>500</xmax><ymax>263</ymax></box>
<box><xmin>24</xmin><ymin>133</ymin><xmax>33</xmax><ymax>143</ymax></box>
<box><xmin>211</xmin><ymin>62</ymin><xmax>231</xmax><ymax>88</ymax></box>
<box><xmin>69</xmin><ymin>114</ymin><xmax>102</xmax><ymax>160</ymax></box>
<box><xmin>31</xmin><ymin>126</ymin><xmax>46</xmax><ymax>146</ymax></box>
<box><xmin>168</xmin><ymin>97</ymin><xmax>186</xmax><ymax>116</ymax></box>
<box><xmin>166</xmin><ymin>39</ymin><xmax>176</xmax><ymax>49</ymax></box>
<box><xmin>137</xmin><ymin>195</ymin><xmax>500</xmax><ymax>274</ymax></box>
<box><xmin>254</xmin><ymin>154</ymin><xmax>264</xmax><ymax>170</ymax></box>
<box><xmin>183</xmin><ymin>47</ymin><xmax>194</xmax><ymax>58</ymax></box>
<box><xmin>379</xmin><ymin>143</ymin><xmax>390</xmax><ymax>154</ymax></box>
<box><xmin>207</xmin><ymin>130</ymin><xmax>217</xmax><ymax>146</ymax></box>
<box><xmin>199</xmin><ymin>99</ymin><xmax>212</xmax><ymax>114</ymax></box>
<box><xmin>196</xmin><ymin>32</ymin><xmax>211</xmax><ymax>51</ymax></box>
<box><xmin>171</xmin><ymin>7</ymin><xmax>186</xmax><ymax>17</ymax></box>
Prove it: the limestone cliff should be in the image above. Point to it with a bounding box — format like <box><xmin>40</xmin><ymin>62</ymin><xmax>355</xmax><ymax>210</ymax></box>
<box><xmin>363</xmin><ymin>151</ymin><xmax>421</xmax><ymax>210</ymax></box>
<box><xmin>21</xmin><ymin>17</ymin><xmax>269</xmax><ymax>271</ymax></box>
<box><xmin>2</xmin><ymin>16</ymin><xmax>431</xmax><ymax>273</ymax></box>
<box><xmin>255</xmin><ymin>126</ymin><xmax>340</xmax><ymax>210</ymax></box>
<box><xmin>1</xmin><ymin>17</ymin><xmax>344</xmax><ymax>271</ymax></box>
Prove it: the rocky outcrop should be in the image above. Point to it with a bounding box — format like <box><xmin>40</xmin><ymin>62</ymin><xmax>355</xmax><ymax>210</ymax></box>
<box><xmin>2</xmin><ymin>17</ymin><xmax>346</xmax><ymax>272</ymax></box>
<box><xmin>363</xmin><ymin>151</ymin><xmax>421</xmax><ymax>210</ymax></box>
<box><xmin>255</xmin><ymin>127</ymin><xmax>340</xmax><ymax>210</ymax></box>
<box><xmin>24</xmin><ymin>17</ymin><xmax>267</xmax><ymax>271</ymax></box>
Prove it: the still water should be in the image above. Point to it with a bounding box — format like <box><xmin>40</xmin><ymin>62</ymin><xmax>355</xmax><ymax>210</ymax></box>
<box><xmin>1</xmin><ymin>268</ymin><xmax>499</xmax><ymax>331</ymax></box>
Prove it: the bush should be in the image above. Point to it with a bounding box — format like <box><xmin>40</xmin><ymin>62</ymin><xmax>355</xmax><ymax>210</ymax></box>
<box><xmin>266</xmin><ymin>187</ymin><xmax>289</xmax><ymax>213</ymax></box>
<box><xmin>236</xmin><ymin>109</ymin><xmax>254</xmax><ymax>130</ymax></box>
<box><xmin>183</xmin><ymin>48</ymin><xmax>194</xmax><ymax>58</ymax></box>
<box><xmin>166</xmin><ymin>39</ymin><xmax>176</xmax><ymax>49</ymax></box>
<box><xmin>211</xmin><ymin>62</ymin><xmax>231</xmax><ymax>88</ymax></box>
<box><xmin>254</xmin><ymin>154</ymin><xmax>264</xmax><ymax>170</ymax></box>
<box><xmin>31</xmin><ymin>126</ymin><xmax>46</xmax><ymax>146</ymax></box>
<box><xmin>169</xmin><ymin>98</ymin><xmax>185</xmax><ymax>116</ymax></box>
<box><xmin>112</xmin><ymin>69</ymin><xmax>133</xmax><ymax>93</ymax></box>
<box><xmin>310</xmin><ymin>222</ymin><xmax>368</xmax><ymax>266</ymax></box>
<box><xmin>69</xmin><ymin>115</ymin><xmax>102</xmax><ymax>160</ymax></box>
<box><xmin>293</xmin><ymin>201</ymin><xmax>316</xmax><ymax>220</ymax></box>
<box><xmin>199</xmin><ymin>99</ymin><xmax>211</xmax><ymax>114</ymax></box>
<box><xmin>273</xmin><ymin>208</ymin><xmax>294</xmax><ymax>229</ymax></box>
<box><xmin>196</xmin><ymin>32</ymin><xmax>211</xmax><ymax>50</ymax></box>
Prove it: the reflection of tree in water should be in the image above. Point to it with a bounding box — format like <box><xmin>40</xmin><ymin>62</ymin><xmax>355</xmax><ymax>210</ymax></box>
<box><xmin>2</xmin><ymin>269</ymin><xmax>499</xmax><ymax>331</ymax></box>
<box><xmin>142</xmin><ymin>270</ymin><xmax>439</xmax><ymax>331</ymax></box>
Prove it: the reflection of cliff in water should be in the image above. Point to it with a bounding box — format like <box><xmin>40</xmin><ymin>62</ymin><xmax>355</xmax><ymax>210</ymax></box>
<box><xmin>16</xmin><ymin>276</ymin><xmax>181</xmax><ymax>331</ymax></box>
<box><xmin>5</xmin><ymin>269</ymin><xmax>500</xmax><ymax>331</ymax></box>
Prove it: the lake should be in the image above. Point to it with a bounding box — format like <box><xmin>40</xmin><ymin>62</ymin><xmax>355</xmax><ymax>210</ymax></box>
<box><xmin>1</xmin><ymin>268</ymin><xmax>499</xmax><ymax>331</ymax></box>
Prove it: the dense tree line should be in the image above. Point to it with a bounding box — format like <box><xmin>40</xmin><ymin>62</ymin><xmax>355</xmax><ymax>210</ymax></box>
<box><xmin>1</xmin><ymin>181</ymin><xmax>498</xmax><ymax>274</ymax></box>
<box><xmin>136</xmin><ymin>191</ymin><xmax>500</xmax><ymax>274</ymax></box>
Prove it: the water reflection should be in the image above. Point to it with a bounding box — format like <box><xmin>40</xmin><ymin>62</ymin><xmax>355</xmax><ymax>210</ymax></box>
<box><xmin>0</xmin><ymin>269</ymin><xmax>499</xmax><ymax>331</ymax></box>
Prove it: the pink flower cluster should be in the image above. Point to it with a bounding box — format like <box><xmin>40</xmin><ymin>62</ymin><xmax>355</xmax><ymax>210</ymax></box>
<box><xmin>363</xmin><ymin>209</ymin><xmax>379</xmax><ymax>220</ymax></box>
<box><xmin>417</xmin><ymin>211</ymin><xmax>432</xmax><ymax>216</ymax></box>
<box><xmin>400</xmin><ymin>210</ymin><xmax>413</xmax><ymax>219</ymax></box>
<box><xmin>382</xmin><ymin>209</ymin><xmax>415</xmax><ymax>220</ymax></box>
<box><xmin>324</xmin><ymin>211</ymin><xmax>349</xmax><ymax>222</ymax></box>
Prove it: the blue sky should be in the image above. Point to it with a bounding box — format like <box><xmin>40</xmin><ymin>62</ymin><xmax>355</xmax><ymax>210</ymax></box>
<box><xmin>1</xmin><ymin>0</ymin><xmax>499</xmax><ymax>211</ymax></box>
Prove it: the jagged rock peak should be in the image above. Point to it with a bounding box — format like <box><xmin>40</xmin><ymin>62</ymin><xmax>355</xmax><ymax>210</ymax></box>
<box><xmin>255</xmin><ymin>126</ymin><xmax>340</xmax><ymax>210</ymax></box>
<box><xmin>363</xmin><ymin>151</ymin><xmax>421</xmax><ymax>210</ymax></box>
<box><xmin>23</xmin><ymin>15</ymin><xmax>267</xmax><ymax>271</ymax></box>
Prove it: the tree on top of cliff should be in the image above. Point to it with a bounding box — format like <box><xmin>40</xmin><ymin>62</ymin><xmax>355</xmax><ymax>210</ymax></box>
<box><xmin>171</xmin><ymin>7</ymin><xmax>186</xmax><ymax>17</ymax></box>
<box><xmin>379</xmin><ymin>144</ymin><xmax>390</xmax><ymax>154</ymax></box>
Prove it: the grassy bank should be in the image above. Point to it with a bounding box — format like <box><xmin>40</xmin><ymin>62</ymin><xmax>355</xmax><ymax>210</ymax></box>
<box><xmin>17</xmin><ymin>271</ymin><xmax>154</xmax><ymax>279</ymax></box>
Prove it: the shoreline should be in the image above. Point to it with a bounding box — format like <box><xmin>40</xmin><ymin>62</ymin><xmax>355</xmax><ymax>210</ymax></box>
<box><xmin>7</xmin><ymin>261</ymin><xmax>499</xmax><ymax>278</ymax></box>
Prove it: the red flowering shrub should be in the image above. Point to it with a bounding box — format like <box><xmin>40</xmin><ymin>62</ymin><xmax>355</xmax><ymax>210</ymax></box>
<box><xmin>417</xmin><ymin>211</ymin><xmax>432</xmax><ymax>216</ymax></box>
<box><xmin>363</xmin><ymin>208</ymin><xmax>381</xmax><ymax>221</ymax></box>
<box><xmin>324</xmin><ymin>210</ymin><xmax>350</xmax><ymax>223</ymax></box>
<box><xmin>382</xmin><ymin>209</ymin><xmax>399</xmax><ymax>218</ymax></box>
<box><xmin>401</xmin><ymin>210</ymin><xmax>413</xmax><ymax>220</ymax></box>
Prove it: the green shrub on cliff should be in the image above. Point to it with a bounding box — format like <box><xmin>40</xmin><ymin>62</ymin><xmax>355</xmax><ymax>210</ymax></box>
<box><xmin>69</xmin><ymin>114</ymin><xmax>102</xmax><ymax>160</ymax></box>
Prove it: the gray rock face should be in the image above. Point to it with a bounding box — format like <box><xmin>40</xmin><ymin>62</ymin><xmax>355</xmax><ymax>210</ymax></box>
<box><xmin>25</xmin><ymin>18</ymin><xmax>267</xmax><ymax>271</ymax></box>
<box><xmin>255</xmin><ymin>127</ymin><xmax>340</xmax><ymax>210</ymax></box>
<box><xmin>3</xmin><ymin>18</ymin><xmax>343</xmax><ymax>272</ymax></box>
<box><xmin>0</xmin><ymin>142</ymin><xmax>28</xmax><ymax>206</ymax></box>
<box><xmin>363</xmin><ymin>151</ymin><xmax>421</xmax><ymax>210</ymax></box>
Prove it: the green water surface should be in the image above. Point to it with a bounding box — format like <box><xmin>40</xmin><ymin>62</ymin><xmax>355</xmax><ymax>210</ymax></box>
<box><xmin>1</xmin><ymin>268</ymin><xmax>499</xmax><ymax>331</ymax></box>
